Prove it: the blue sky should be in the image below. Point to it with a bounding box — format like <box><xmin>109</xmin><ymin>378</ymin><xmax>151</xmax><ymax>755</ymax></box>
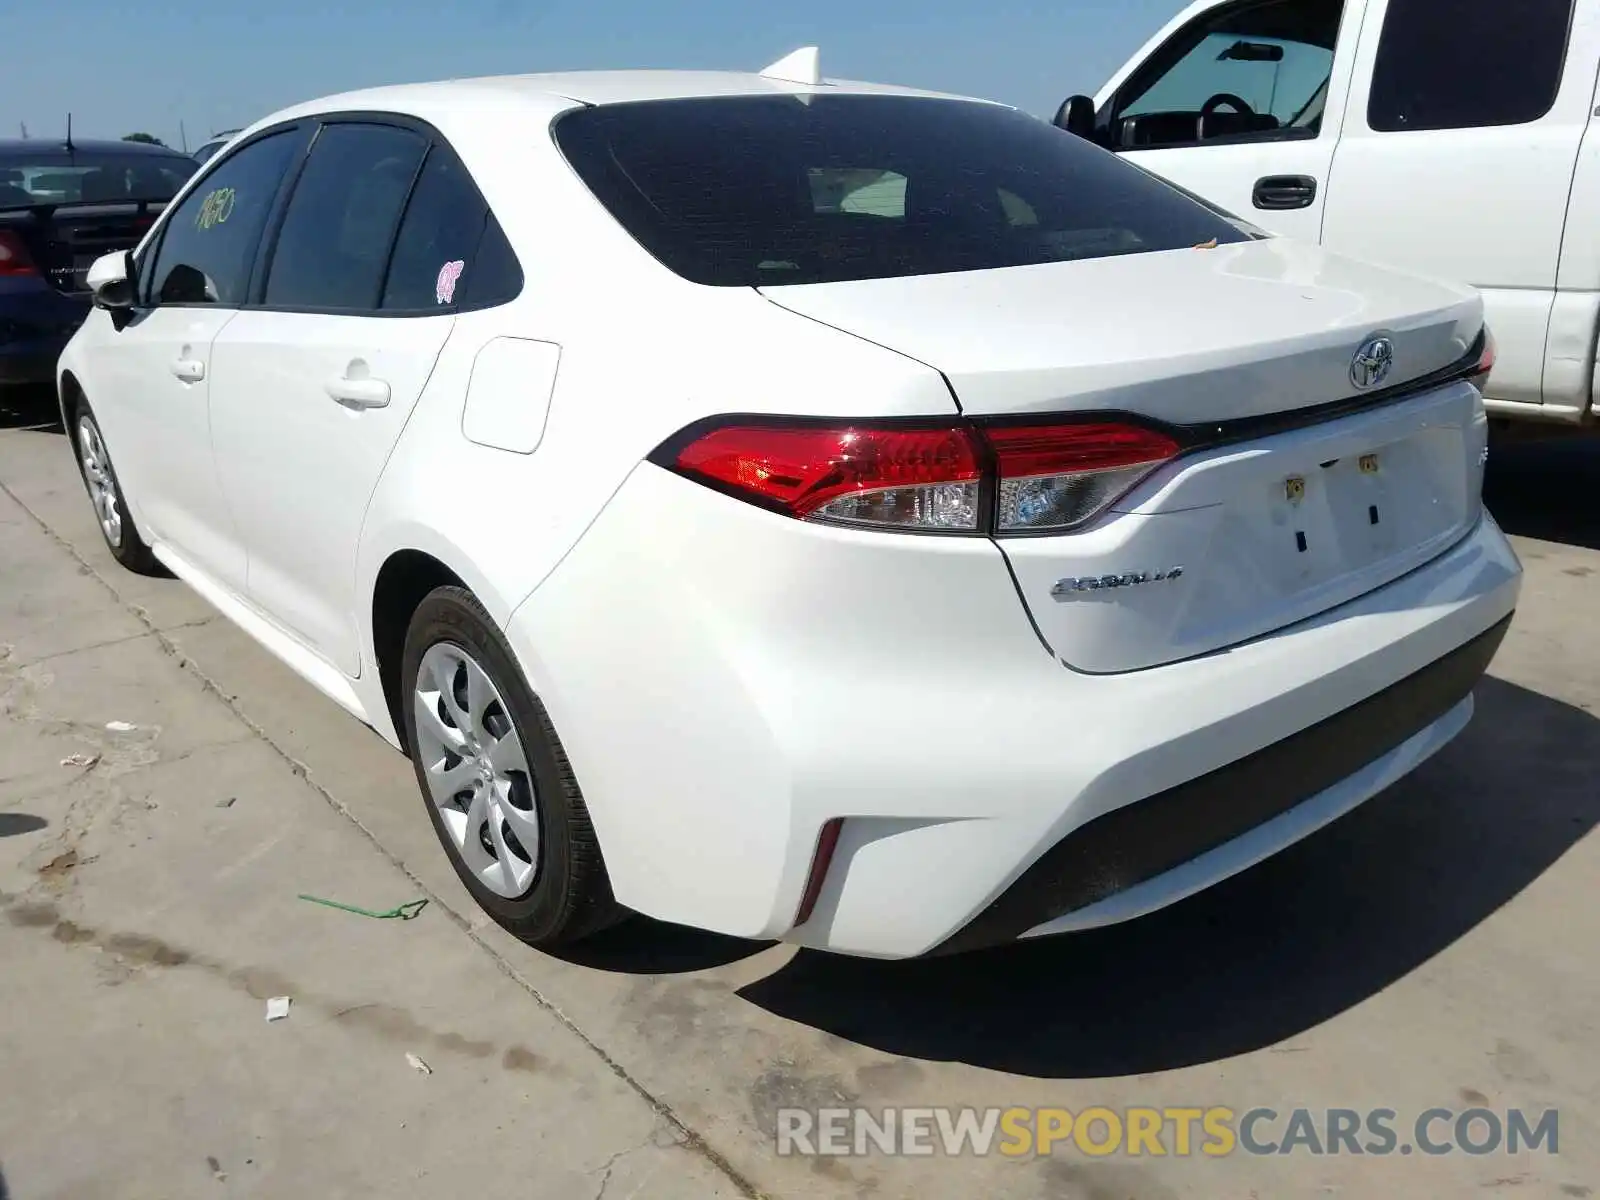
<box><xmin>4</xmin><ymin>0</ymin><xmax>1187</xmax><ymax>149</ymax></box>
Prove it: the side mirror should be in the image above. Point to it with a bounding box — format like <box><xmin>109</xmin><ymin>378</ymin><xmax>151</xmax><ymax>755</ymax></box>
<box><xmin>1052</xmin><ymin>95</ymin><xmax>1098</xmax><ymax>139</ymax></box>
<box><xmin>86</xmin><ymin>250</ymin><xmax>136</xmax><ymax>310</ymax></box>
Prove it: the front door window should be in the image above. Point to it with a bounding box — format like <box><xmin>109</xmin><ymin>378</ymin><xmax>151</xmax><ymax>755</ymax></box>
<box><xmin>1111</xmin><ymin>0</ymin><xmax>1344</xmax><ymax>150</ymax></box>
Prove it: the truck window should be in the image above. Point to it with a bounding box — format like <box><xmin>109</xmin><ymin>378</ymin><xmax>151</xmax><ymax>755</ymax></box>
<box><xmin>1368</xmin><ymin>0</ymin><xmax>1574</xmax><ymax>132</ymax></box>
<box><xmin>1111</xmin><ymin>0</ymin><xmax>1345</xmax><ymax>150</ymax></box>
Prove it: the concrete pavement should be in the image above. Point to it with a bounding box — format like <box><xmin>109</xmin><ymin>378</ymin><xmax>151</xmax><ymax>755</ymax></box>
<box><xmin>0</xmin><ymin>434</ymin><xmax>746</xmax><ymax>1199</ymax></box>
<box><xmin>1</xmin><ymin>391</ymin><xmax>1596</xmax><ymax>1198</ymax></box>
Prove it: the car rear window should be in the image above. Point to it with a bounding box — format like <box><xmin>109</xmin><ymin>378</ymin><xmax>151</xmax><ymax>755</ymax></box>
<box><xmin>0</xmin><ymin>153</ymin><xmax>197</xmax><ymax>208</ymax></box>
<box><xmin>552</xmin><ymin>94</ymin><xmax>1255</xmax><ymax>287</ymax></box>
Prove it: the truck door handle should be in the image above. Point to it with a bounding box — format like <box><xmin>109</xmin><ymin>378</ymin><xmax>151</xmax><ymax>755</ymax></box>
<box><xmin>170</xmin><ymin>358</ymin><xmax>205</xmax><ymax>383</ymax></box>
<box><xmin>1253</xmin><ymin>175</ymin><xmax>1318</xmax><ymax>210</ymax></box>
<box><xmin>324</xmin><ymin>376</ymin><xmax>391</xmax><ymax>410</ymax></box>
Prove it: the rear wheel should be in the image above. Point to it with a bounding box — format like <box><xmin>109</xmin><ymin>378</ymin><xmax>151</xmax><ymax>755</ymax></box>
<box><xmin>70</xmin><ymin>402</ymin><xmax>161</xmax><ymax>575</ymax></box>
<box><xmin>402</xmin><ymin>586</ymin><xmax>622</xmax><ymax>948</ymax></box>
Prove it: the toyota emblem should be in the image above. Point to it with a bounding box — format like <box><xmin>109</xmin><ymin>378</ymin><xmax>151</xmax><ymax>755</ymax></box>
<box><xmin>1350</xmin><ymin>335</ymin><xmax>1395</xmax><ymax>391</ymax></box>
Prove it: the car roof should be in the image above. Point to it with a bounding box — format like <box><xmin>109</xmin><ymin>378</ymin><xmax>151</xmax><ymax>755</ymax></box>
<box><xmin>0</xmin><ymin>138</ymin><xmax>188</xmax><ymax>159</ymax></box>
<box><xmin>250</xmin><ymin>66</ymin><xmax>1001</xmax><ymax>132</ymax></box>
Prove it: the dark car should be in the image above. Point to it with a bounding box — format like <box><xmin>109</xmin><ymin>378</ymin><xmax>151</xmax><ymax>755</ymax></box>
<box><xmin>0</xmin><ymin>138</ymin><xmax>197</xmax><ymax>387</ymax></box>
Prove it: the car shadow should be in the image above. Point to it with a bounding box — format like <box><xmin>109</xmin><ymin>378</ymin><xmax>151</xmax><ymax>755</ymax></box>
<box><xmin>736</xmin><ymin>676</ymin><xmax>1598</xmax><ymax>1078</ymax></box>
<box><xmin>1484</xmin><ymin>431</ymin><xmax>1600</xmax><ymax>551</ymax></box>
<box><xmin>554</xmin><ymin>913</ymin><xmax>773</xmax><ymax>974</ymax></box>
<box><xmin>0</xmin><ymin>814</ymin><xmax>48</xmax><ymax>838</ymax></box>
<box><xmin>0</xmin><ymin>384</ymin><xmax>64</xmax><ymax>434</ymax></box>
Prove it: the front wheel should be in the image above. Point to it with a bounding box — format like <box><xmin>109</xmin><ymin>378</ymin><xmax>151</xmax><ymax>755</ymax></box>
<box><xmin>401</xmin><ymin>585</ymin><xmax>622</xmax><ymax>948</ymax></box>
<box><xmin>70</xmin><ymin>403</ymin><xmax>161</xmax><ymax>575</ymax></box>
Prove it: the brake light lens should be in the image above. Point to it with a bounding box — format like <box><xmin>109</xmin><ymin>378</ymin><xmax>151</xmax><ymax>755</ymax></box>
<box><xmin>1467</xmin><ymin>328</ymin><xmax>1496</xmax><ymax>392</ymax></box>
<box><xmin>660</xmin><ymin>417</ymin><xmax>1180</xmax><ymax>535</ymax></box>
<box><xmin>986</xmin><ymin>422</ymin><xmax>1181</xmax><ymax>533</ymax></box>
<box><xmin>0</xmin><ymin>232</ymin><xmax>38</xmax><ymax>278</ymax></box>
<box><xmin>670</xmin><ymin>424</ymin><xmax>983</xmax><ymax>531</ymax></box>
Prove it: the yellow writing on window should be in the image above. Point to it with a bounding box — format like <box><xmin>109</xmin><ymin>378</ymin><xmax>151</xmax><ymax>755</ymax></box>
<box><xmin>196</xmin><ymin>188</ymin><xmax>237</xmax><ymax>230</ymax></box>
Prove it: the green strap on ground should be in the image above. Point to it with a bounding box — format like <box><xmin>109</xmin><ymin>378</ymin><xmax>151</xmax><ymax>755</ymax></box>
<box><xmin>297</xmin><ymin>893</ymin><xmax>429</xmax><ymax>920</ymax></box>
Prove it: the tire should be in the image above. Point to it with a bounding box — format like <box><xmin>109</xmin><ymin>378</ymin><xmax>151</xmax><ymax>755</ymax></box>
<box><xmin>68</xmin><ymin>399</ymin><xmax>162</xmax><ymax>576</ymax></box>
<box><xmin>401</xmin><ymin>585</ymin><xmax>623</xmax><ymax>948</ymax></box>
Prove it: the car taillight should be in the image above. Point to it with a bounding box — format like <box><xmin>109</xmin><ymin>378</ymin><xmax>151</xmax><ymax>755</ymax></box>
<box><xmin>0</xmin><ymin>232</ymin><xmax>38</xmax><ymax>278</ymax></box>
<box><xmin>1467</xmin><ymin>328</ymin><xmax>1496</xmax><ymax>392</ymax></box>
<box><xmin>668</xmin><ymin>423</ymin><xmax>984</xmax><ymax>531</ymax></box>
<box><xmin>985</xmin><ymin>422</ymin><xmax>1181</xmax><ymax>533</ymax></box>
<box><xmin>658</xmin><ymin>417</ymin><xmax>1179</xmax><ymax>535</ymax></box>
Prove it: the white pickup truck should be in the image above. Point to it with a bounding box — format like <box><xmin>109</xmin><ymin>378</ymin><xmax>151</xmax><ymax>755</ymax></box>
<box><xmin>1052</xmin><ymin>0</ymin><xmax>1600</xmax><ymax>430</ymax></box>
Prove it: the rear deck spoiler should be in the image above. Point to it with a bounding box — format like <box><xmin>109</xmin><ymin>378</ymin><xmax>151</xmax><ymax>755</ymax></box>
<box><xmin>0</xmin><ymin>197</ymin><xmax>172</xmax><ymax>221</ymax></box>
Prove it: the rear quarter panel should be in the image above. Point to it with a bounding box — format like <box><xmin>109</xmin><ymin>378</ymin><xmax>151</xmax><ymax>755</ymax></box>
<box><xmin>353</xmin><ymin>96</ymin><xmax>957</xmax><ymax>709</ymax></box>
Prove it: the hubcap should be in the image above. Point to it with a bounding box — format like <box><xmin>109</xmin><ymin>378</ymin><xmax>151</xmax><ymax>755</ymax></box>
<box><xmin>77</xmin><ymin>416</ymin><xmax>122</xmax><ymax>549</ymax></box>
<box><xmin>413</xmin><ymin>643</ymin><xmax>539</xmax><ymax>899</ymax></box>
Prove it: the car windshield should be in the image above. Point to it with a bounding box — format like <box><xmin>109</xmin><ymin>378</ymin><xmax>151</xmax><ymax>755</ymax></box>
<box><xmin>0</xmin><ymin>152</ymin><xmax>198</xmax><ymax>209</ymax></box>
<box><xmin>553</xmin><ymin>94</ymin><xmax>1257</xmax><ymax>287</ymax></box>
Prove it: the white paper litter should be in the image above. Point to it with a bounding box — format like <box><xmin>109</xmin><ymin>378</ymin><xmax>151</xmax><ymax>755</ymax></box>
<box><xmin>59</xmin><ymin>753</ymin><xmax>99</xmax><ymax>768</ymax></box>
<box><xmin>265</xmin><ymin>996</ymin><xmax>292</xmax><ymax>1022</ymax></box>
<box><xmin>105</xmin><ymin>721</ymin><xmax>137</xmax><ymax>732</ymax></box>
<box><xmin>405</xmin><ymin>1052</ymin><xmax>432</xmax><ymax>1075</ymax></box>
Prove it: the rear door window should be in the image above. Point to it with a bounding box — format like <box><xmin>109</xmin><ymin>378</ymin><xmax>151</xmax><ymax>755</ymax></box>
<box><xmin>263</xmin><ymin>122</ymin><xmax>427</xmax><ymax>311</ymax></box>
<box><xmin>145</xmin><ymin>130</ymin><xmax>300</xmax><ymax>306</ymax></box>
<box><xmin>456</xmin><ymin>215</ymin><xmax>523</xmax><ymax>309</ymax></box>
<box><xmin>554</xmin><ymin>94</ymin><xmax>1254</xmax><ymax>288</ymax></box>
<box><xmin>1368</xmin><ymin>0</ymin><xmax>1574</xmax><ymax>131</ymax></box>
<box><xmin>380</xmin><ymin>143</ymin><xmax>489</xmax><ymax>311</ymax></box>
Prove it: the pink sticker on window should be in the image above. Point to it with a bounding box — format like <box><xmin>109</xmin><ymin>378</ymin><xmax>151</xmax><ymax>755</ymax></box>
<box><xmin>435</xmin><ymin>259</ymin><xmax>465</xmax><ymax>305</ymax></box>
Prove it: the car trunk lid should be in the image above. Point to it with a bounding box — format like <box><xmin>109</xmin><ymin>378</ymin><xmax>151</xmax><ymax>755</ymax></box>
<box><xmin>759</xmin><ymin>239</ymin><xmax>1482</xmax><ymax>423</ymax></box>
<box><xmin>760</xmin><ymin>239</ymin><xmax>1489</xmax><ymax>672</ymax></box>
<box><xmin>0</xmin><ymin>200</ymin><xmax>166</xmax><ymax>294</ymax></box>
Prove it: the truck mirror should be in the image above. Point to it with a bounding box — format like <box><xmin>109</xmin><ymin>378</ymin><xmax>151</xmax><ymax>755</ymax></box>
<box><xmin>1052</xmin><ymin>95</ymin><xmax>1097</xmax><ymax>139</ymax></box>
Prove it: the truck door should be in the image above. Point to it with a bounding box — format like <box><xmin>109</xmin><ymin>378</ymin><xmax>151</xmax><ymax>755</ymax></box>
<box><xmin>1093</xmin><ymin>0</ymin><xmax>1360</xmax><ymax>243</ymax></box>
<box><xmin>1321</xmin><ymin>0</ymin><xmax>1592</xmax><ymax>412</ymax></box>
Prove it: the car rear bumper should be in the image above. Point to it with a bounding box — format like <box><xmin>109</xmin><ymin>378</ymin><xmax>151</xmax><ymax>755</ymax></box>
<box><xmin>0</xmin><ymin>290</ymin><xmax>88</xmax><ymax>384</ymax></box>
<box><xmin>507</xmin><ymin>465</ymin><xmax>1521</xmax><ymax>959</ymax></box>
<box><xmin>935</xmin><ymin>612</ymin><xmax>1508</xmax><ymax>954</ymax></box>
<box><xmin>0</xmin><ymin>350</ymin><xmax>62</xmax><ymax>385</ymax></box>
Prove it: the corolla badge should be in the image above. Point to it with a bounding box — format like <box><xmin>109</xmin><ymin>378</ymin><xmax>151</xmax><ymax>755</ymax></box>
<box><xmin>1051</xmin><ymin>567</ymin><xmax>1184</xmax><ymax>600</ymax></box>
<box><xmin>1350</xmin><ymin>335</ymin><xmax>1395</xmax><ymax>390</ymax></box>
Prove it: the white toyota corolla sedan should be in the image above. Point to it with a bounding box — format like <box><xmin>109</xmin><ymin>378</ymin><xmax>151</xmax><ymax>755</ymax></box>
<box><xmin>57</xmin><ymin>50</ymin><xmax>1520</xmax><ymax>959</ymax></box>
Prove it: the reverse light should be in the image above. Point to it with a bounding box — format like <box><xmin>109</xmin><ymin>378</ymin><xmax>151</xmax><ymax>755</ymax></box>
<box><xmin>659</xmin><ymin>417</ymin><xmax>1180</xmax><ymax>535</ymax></box>
<box><xmin>0</xmin><ymin>232</ymin><xmax>39</xmax><ymax>278</ymax></box>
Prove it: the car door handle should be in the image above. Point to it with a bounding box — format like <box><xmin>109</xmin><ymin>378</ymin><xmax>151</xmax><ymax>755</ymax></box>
<box><xmin>324</xmin><ymin>377</ymin><xmax>391</xmax><ymax>410</ymax></box>
<box><xmin>1253</xmin><ymin>175</ymin><xmax>1318</xmax><ymax>210</ymax></box>
<box><xmin>170</xmin><ymin>358</ymin><xmax>205</xmax><ymax>383</ymax></box>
